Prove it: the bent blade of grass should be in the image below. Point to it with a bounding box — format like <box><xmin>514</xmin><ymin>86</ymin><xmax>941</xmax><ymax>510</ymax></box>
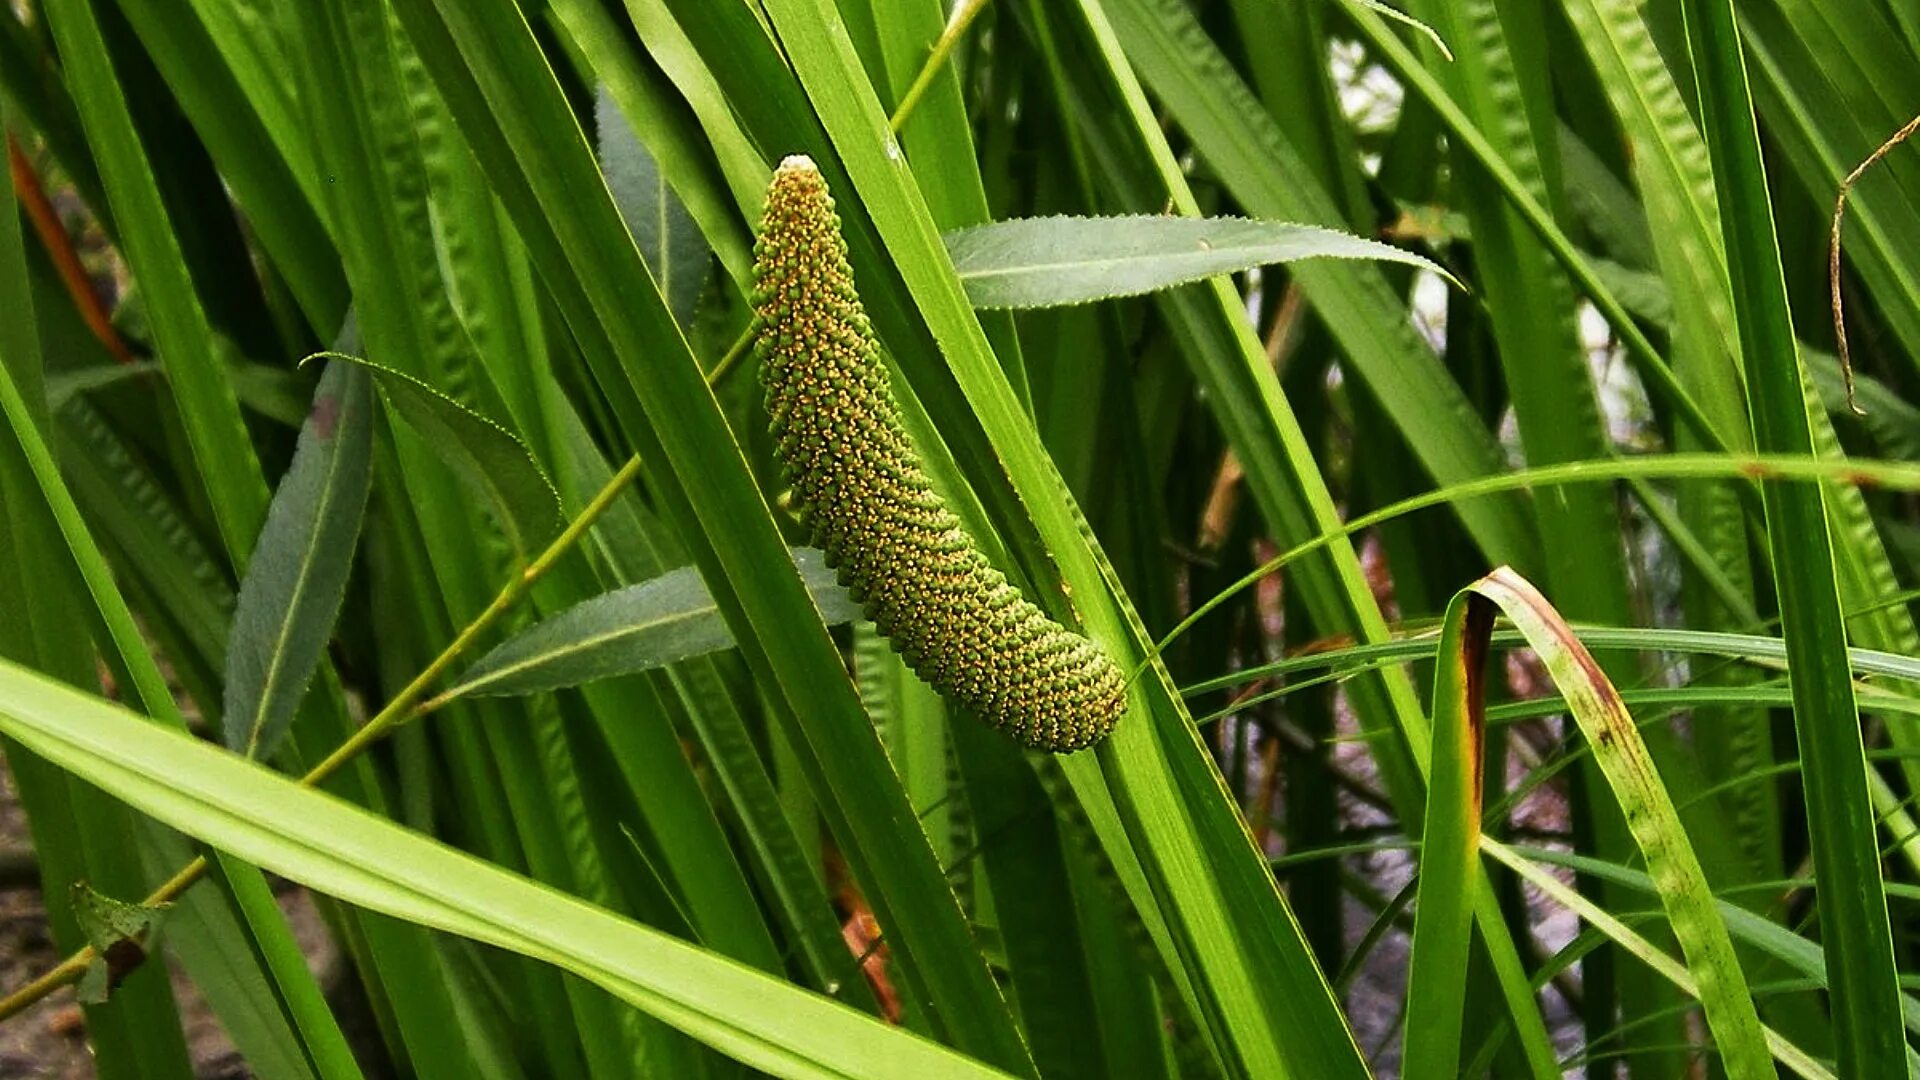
<box><xmin>1401</xmin><ymin>591</ymin><xmax>1491</xmax><ymax>1080</ymax></box>
<box><xmin>1469</xmin><ymin>568</ymin><xmax>1770</xmax><ymax>1077</ymax></box>
<box><xmin>0</xmin><ymin>658</ymin><xmax>1015</xmax><ymax>1080</ymax></box>
<box><xmin>1482</xmin><ymin>840</ymin><xmax>1831</xmax><ymax>1080</ymax></box>
<box><xmin>1151</xmin><ymin>450</ymin><xmax>1920</xmax><ymax>667</ymax></box>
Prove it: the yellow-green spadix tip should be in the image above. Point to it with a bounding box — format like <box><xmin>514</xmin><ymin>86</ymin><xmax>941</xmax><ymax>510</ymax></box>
<box><xmin>750</xmin><ymin>155</ymin><xmax>1125</xmax><ymax>752</ymax></box>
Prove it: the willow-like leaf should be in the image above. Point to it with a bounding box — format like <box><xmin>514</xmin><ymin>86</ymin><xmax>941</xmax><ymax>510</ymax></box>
<box><xmin>309</xmin><ymin>351</ymin><xmax>563</xmax><ymax>557</ymax></box>
<box><xmin>944</xmin><ymin>214</ymin><xmax>1451</xmax><ymax>309</ymax></box>
<box><xmin>596</xmin><ymin>82</ymin><xmax>709</xmax><ymax>328</ymax></box>
<box><xmin>223</xmin><ymin>357</ymin><xmax>374</xmax><ymax>758</ymax></box>
<box><xmin>446</xmin><ymin>548</ymin><xmax>858</xmax><ymax>702</ymax></box>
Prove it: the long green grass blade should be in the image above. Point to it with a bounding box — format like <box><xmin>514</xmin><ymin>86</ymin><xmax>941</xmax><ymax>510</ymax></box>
<box><xmin>1680</xmin><ymin>3</ymin><xmax>1905</xmax><ymax>1073</ymax></box>
<box><xmin>1401</xmin><ymin>590</ymin><xmax>1489</xmax><ymax>1079</ymax></box>
<box><xmin>0</xmin><ymin>659</ymin><xmax>1017</xmax><ymax>1080</ymax></box>
<box><xmin>1471</xmin><ymin>568</ymin><xmax>1771</xmax><ymax>1077</ymax></box>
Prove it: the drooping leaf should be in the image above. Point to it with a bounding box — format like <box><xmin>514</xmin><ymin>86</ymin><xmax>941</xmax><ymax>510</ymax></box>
<box><xmin>1469</xmin><ymin>567</ymin><xmax>1773</xmax><ymax>1079</ymax></box>
<box><xmin>446</xmin><ymin>548</ymin><xmax>858</xmax><ymax>702</ymax></box>
<box><xmin>222</xmin><ymin>356</ymin><xmax>374</xmax><ymax>758</ymax></box>
<box><xmin>596</xmin><ymin>82</ymin><xmax>710</xmax><ymax>328</ymax></box>
<box><xmin>71</xmin><ymin>881</ymin><xmax>170</xmax><ymax>1005</ymax></box>
<box><xmin>0</xmin><ymin>659</ymin><xmax>1011</xmax><ymax>1080</ymax></box>
<box><xmin>943</xmin><ymin>214</ymin><xmax>1452</xmax><ymax>309</ymax></box>
<box><xmin>310</xmin><ymin>351</ymin><xmax>563</xmax><ymax>558</ymax></box>
<box><xmin>1401</xmin><ymin>591</ymin><xmax>1489</xmax><ymax>1080</ymax></box>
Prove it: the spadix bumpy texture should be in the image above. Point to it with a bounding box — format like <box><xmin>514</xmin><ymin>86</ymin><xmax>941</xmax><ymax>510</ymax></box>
<box><xmin>753</xmin><ymin>156</ymin><xmax>1124</xmax><ymax>752</ymax></box>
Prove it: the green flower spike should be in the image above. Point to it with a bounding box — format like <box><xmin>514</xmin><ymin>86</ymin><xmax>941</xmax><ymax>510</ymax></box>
<box><xmin>752</xmin><ymin>155</ymin><xmax>1124</xmax><ymax>753</ymax></box>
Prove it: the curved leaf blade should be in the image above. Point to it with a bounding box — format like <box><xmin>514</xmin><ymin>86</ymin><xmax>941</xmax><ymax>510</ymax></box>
<box><xmin>447</xmin><ymin>548</ymin><xmax>859</xmax><ymax>701</ymax></box>
<box><xmin>0</xmin><ymin>658</ymin><xmax>1014</xmax><ymax>1080</ymax></box>
<box><xmin>943</xmin><ymin>214</ymin><xmax>1452</xmax><ymax>309</ymax></box>
<box><xmin>223</xmin><ymin>357</ymin><xmax>374</xmax><ymax>758</ymax></box>
<box><xmin>312</xmin><ymin>351</ymin><xmax>563</xmax><ymax>558</ymax></box>
<box><xmin>1470</xmin><ymin>567</ymin><xmax>1773</xmax><ymax>1079</ymax></box>
<box><xmin>1402</xmin><ymin>591</ymin><xmax>1490</xmax><ymax>1080</ymax></box>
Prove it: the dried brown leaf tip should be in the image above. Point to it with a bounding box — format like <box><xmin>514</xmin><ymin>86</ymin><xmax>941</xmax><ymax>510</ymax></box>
<box><xmin>753</xmin><ymin>155</ymin><xmax>1124</xmax><ymax>752</ymax></box>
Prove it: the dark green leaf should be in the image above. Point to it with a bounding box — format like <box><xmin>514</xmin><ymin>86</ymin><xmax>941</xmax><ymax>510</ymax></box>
<box><xmin>596</xmin><ymin>82</ymin><xmax>710</xmax><ymax>328</ymax></box>
<box><xmin>1683</xmin><ymin>2</ymin><xmax>1906</xmax><ymax>1073</ymax></box>
<box><xmin>447</xmin><ymin>548</ymin><xmax>859</xmax><ymax>701</ymax></box>
<box><xmin>312</xmin><ymin>351</ymin><xmax>564</xmax><ymax>558</ymax></box>
<box><xmin>223</xmin><ymin>356</ymin><xmax>374</xmax><ymax>758</ymax></box>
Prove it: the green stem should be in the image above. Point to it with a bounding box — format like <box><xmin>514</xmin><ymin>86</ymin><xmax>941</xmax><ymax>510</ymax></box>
<box><xmin>703</xmin><ymin>322</ymin><xmax>759</xmax><ymax>390</ymax></box>
<box><xmin>888</xmin><ymin>0</ymin><xmax>993</xmax><ymax>134</ymax></box>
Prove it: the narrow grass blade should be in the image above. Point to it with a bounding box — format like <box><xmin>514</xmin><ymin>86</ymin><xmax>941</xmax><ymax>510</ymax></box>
<box><xmin>1470</xmin><ymin>568</ymin><xmax>1771</xmax><ymax>1077</ymax></box>
<box><xmin>1402</xmin><ymin>590</ymin><xmax>1491</xmax><ymax>1080</ymax></box>
<box><xmin>0</xmin><ymin>659</ymin><xmax>1017</xmax><ymax>1080</ymax></box>
<box><xmin>1483</xmin><ymin>841</ymin><xmax>1833</xmax><ymax>1080</ymax></box>
<box><xmin>41</xmin><ymin>0</ymin><xmax>271</xmax><ymax>561</ymax></box>
<box><xmin>1681</xmin><ymin>3</ymin><xmax>1906</xmax><ymax>1073</ymax></box>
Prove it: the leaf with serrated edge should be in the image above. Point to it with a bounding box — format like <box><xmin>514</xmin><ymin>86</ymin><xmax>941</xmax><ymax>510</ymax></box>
<box><xmin>309</xmin><ymin>351</ymin><xmax>563</xmax><ymax>557</ymax></box>
<box><xmin>447</xmin><ymin>548</ymin><xmax>857</xmax><ymax>701</ymax></box>
<box><xmin>943</xmin><ymin>214</ymin><xmax>1453</xmax><ymax>309</ymax></box>
<box><xmin>223</xmin><ymin>356</ymin><xmax>374</xmax><ymax>758</ymax></box>
<box><xmin>72</xmin><ymin>881</ymin><xmax>169</xmax><ymax>1004</ymax></box>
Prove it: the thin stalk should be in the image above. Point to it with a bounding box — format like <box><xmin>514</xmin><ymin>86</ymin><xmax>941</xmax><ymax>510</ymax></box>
<box><xmin>703</xmin><ymin>321</ymin><xmax>758</xmax><ymax>389</ymax></box>
<box><xmin>1829</xmin><ymin>112</ymin><xmax>1920</xmax><ymax>415</ymax></box>
<box><xmin>1141</xmin><ymin>451</ymin><xmax>1920</xmax><ymax>678</ymax></box>
<box><xmin>888</xmin><ymin>0</ymin><xmax>993</xmax><ymax>135</ymax></box>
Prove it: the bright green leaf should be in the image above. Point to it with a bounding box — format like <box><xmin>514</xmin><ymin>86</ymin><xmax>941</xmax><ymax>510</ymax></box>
<box><xmin>0</xmin><ymin>658</ymin><xmax>1015</xmax><ymax>1080</ymax></box>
